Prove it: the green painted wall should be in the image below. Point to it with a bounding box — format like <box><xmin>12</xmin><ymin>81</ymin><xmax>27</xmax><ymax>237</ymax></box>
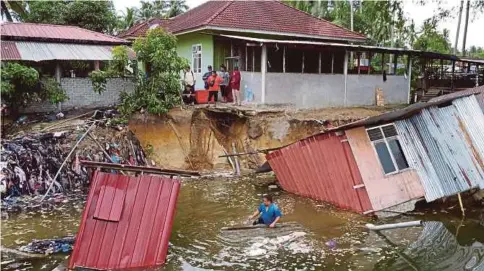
<box><xmin>176</xmin><ymin>32</ymin><xmax>214</xmax><ymax>89</ymax></box>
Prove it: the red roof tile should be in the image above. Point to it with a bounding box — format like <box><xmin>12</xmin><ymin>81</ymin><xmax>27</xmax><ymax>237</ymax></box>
<box><xmin>1</xmin><ymin>41</ymin><xmax>21</xmax><ymax>60</ymax></box>
<box><xmin>1</xmin><ymin>22</ymin><xmax>129</xmax><ymax>45</ymax></box>
<box><xmin>119</xmin><ymin>0</ymin><xmax>366</xmax><ymax>42</ymax></box>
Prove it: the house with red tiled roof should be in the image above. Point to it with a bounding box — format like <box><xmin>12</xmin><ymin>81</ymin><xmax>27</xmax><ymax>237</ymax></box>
<box><xmin>1</xmin><ymin>22</ymin><xmax>135</xmax><ymax>112</ymax></box>
<box><xmin>120</xmin><ymin>0</ymin><xmax>483</xmax><ymax>108</ymax></box>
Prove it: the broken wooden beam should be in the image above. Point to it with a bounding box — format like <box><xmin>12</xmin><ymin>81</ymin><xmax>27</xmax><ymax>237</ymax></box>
<box><xmin>79</xmin><ymin>160</ymin><xmax>200</xmax><ymax>177</ymax></box>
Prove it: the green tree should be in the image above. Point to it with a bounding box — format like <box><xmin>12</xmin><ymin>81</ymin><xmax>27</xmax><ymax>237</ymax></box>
<box><xmin>136</xmin><ymin>0</ymin><xmax>166</xmax><ymax>22</ymax></box>
<box><xmin>63</xmin><ymin>1</ymin><xmax>117</xmax><ymax>33</ymax></box>
<box><xmin>1</xmin><ymin>62</ymin><xmax>67</xmax><ymax>111</ymax></box>
<box><xmin>118</xmin><ymin>7</ymin><xmax>138</xmax><ymax>31</ymax></box>
<box><xmin>23</xmin><ymin>1</ymin><xmax>67</xmax><ymax>25</ymax></box>
<box><xmin>1</xmin><ymin>0</ymin><xmax>26</xmax><ymax>21</ymax></box>
<box><xmin>16</xmin><ymin>1</ymin><xmax>117</xmax><ymax>33</ymax></box>
<box><xmin>165</xmin><ymin>0</ymin><xmax>188</xmax><ymax>18</ymax></box>
<box><xmin>413</xmin><ymin>18</ymin><xmax>451</xmax><ymax>53</ymax></box>
<box><xmin>119</xmin><ymin>28</ymin><xmax>187</xmax><ymax>115</ymax></box>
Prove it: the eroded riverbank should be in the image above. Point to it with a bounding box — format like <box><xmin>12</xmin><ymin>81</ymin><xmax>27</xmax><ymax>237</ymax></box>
<box><xmin>2</xmin><ymin>175</ymin><xmax>483</xmax><ymax>270</ymax></box>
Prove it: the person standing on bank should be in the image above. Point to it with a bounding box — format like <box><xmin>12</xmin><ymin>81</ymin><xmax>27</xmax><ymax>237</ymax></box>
<box><xmin>219</xmin><ymin>65</ymin><xmax>230</xmax><ymax>102</ymax></box>
<box><xmin>183</xmin><ymin>66</ymin><xmax>195</xmax><ymax>92</ymax></box>
<box><xmin>207</xmin><ymin>70</ymin><xmax>222</xmax><ymax>104</ymax></box>
<box><xmin>230</xmin><ymin>66</ymin><xmax>241</xmax><ymax>106</ymax></box>
<box><xmin>248</xmin><ymin>194</ymin><xmax>282</xmax><ymax>228</ymax></box>
<box><xmin>202</xmin><ymin>65</ymin><xmax>213</xmax><ymax>90</ymax></box>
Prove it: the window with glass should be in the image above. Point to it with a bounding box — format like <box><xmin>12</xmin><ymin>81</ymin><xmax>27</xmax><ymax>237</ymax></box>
<box><xmin>367</xmin><ymin>124</ymin><xmax>409</xmax><ymax>174</ymax></box>
<box><xmin>192</xmin><ymin>44</ymin><xmax>202</xmax><ymax>73</ymax></box>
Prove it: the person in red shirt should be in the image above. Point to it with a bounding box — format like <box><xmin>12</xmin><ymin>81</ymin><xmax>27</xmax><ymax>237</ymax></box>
<box><xmin>207</xmin><ymin>71</ymin><xmax>222</xmax><ymax>104</ymax></box>
<box><xmin>230</xmin><ymin>66</ymin><xmax>241</xmax><ymax>106</ymax></box>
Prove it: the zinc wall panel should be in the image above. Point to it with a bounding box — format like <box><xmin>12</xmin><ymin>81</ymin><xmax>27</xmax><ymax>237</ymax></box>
<box><xmin>394</xmin><ymin>95</ymin><xmax>484</xmax><ymax>202</ymax></box>
<box><xmin>69</xmin><ymin>171</ymin><xmax>180</xmax><ymax>270</ymax></box>
<box><xmin>267</xmin><ymin>132</ymin><xmax>372</xmax><ymax>213</ymax></box>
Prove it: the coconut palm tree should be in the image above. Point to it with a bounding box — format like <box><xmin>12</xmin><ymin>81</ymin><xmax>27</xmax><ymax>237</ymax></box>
<box><xmin>118</xmin><ymin>7</ymin><xmax>137</xmax><ymax>31</ymax></box>
<box><xmin>165</xmin><ymin>0</ymin><xmax>188</xmax><ymax>18</ymax></box>
<box><xmin>1</xmin><ymin>0</ymin><xmax>26</xmax><ymax>22</ymax></box>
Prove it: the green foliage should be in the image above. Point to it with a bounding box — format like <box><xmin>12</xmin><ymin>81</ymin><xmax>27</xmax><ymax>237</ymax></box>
<box><xmin>1</xmin><ymin>62</ymin><xmax>39</xmax><ymax>99</ymax></box>
<box><xmin>119</xmin><ymin>28</ymin><xmax>187</xmax><ymax>116</ymax></box>
<box><xmin>88</xmin><ymin>70</ymin><xmax>109</xmax><ymax>95</ymax></box>
<box><xmin>88</xmin><ymin>45</ymin><xmax>133</xmax><ymax>94</ymax></box>
<box><xmin>19</xmin><ymin>0</ymin><xmax>117</xmax><ymax>33</ymax></box>
<box><xmin>41</xmin><ymin>77</ymin><xmax>69</xmax><ymax>104</ymax></box>
<box><xmin>111</xmin><ymin>45</ymin><xmax>131</xmax><ymax>75</ymax></box>
<box><xmin>413</xmin><ymin>18</ymin><xmax>451</xmax><ymax>53</ymax></box>
<box><xmin>1</xmin><ymin>62</ymin><xmax>67</xmax><ymax>109</ymax></box>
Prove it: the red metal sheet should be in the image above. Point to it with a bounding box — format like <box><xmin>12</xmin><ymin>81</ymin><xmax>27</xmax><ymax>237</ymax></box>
<box><xmin>1</xmin><ymin>22</ymin><xmax>129</xmax><ymax>45</ymax></box>
<box><xmin>1</xmin><ymin>41</ymin><xmax>21</xmax><ymax>60</ymax></box>
<box><xmin>267</xmin><ymin>132</ymin><xmax>373</xmax><ymax>213</ymax></box>
<box><xmin>69</xmin><ymin>171</ymin><xmax>180</xmax><ymax>270</ymax></box>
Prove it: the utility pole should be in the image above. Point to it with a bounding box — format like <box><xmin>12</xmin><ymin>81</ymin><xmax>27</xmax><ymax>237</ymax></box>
<box><xmin>350</xmin><ymin>0</ymin><xmax>354</xmax><ymax>69</ymax></box>
<box><xmin>389</xmin><ymin>0</ymin><xmax>395</xmax><ymax>73</ymax></box>
<box><xmin>454</xmin><ymin>0</ymin><xmax>464</xmax><ymax>55</ymax></box>
<box><xmin>461</xmin><ymin>0</ymin><xmax>471</xmax><ymax>56</ymax></box>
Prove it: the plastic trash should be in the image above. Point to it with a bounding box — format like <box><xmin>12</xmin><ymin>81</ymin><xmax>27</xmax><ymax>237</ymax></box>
<box><xmin>325</xmin><ymin>239</ymin><xmax>336</xmax><ymax>249</ymax></box>
<box><xmin>244</xmin><ymin>85</ymin><xmax>254</xmax><ymax>103</ymax></box>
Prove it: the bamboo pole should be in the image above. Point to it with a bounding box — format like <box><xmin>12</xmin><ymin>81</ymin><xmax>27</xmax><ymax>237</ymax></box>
<box><xmin>41</xmin><ymin>110</ymin><xmax>96</xmax><ymax>132</ymax></box>
<box><xmin>232</xmin><ymin>142</ymin><xmax>240</xmax><ymax>176</ymax></box>
<box><xmin>458</xmin><ymin>193</ymin><xmax>465</xmax><ymax>217</ymax></box>
<box><xmin>88</xmin><ymin>133</ymin><xmax>126</xmax><ymax>175</ymax></box>
<box><xmin>168</xmin><ymin>120</ymin><xmax>194</xmax><ymax>169</ymax></box>
<box><xmin>41</xmin><ymin>123</ymin><xmax>96</xmax><ymax>202</ymax></box>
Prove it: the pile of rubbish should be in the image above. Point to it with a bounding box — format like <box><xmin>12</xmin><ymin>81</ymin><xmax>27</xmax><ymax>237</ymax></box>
<box><xmin>1</xmin><ymin>109</ymin><xmax>147</xmax><ymax>203</ymax></box>
<box><xmin>18</xmin><ymin>236</ymin><xmax>75</xmax><ymax>255</ymax></box>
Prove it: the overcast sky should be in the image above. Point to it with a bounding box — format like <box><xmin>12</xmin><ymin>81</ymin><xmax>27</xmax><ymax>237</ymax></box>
<box><xmin>113</xmin><ymin>0</ymin><xmax>484</xmax><ymax>49</ymax></box>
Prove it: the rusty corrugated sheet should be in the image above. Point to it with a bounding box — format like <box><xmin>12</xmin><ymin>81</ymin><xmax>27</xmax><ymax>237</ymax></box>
<box><xmin>395</xmin><ymin>95</ymin><xmax>484</xmax><ymax>202</ymax></box>
<box><xmin>267</xmin><ymin>133</ymin><xmax>372</xmax><ymax>213</ymax></box>
<box><xmin>69</xmin><ymin>171</ymin><xmax>180</xmax><ymax>270</ymax></box>
<box><xmin>1</xmin><ymin>40</ymin><xmax>21</xmax><ymax>60</ymax></box>
<box><xmin>1</xmin><ymin>22</ymin><xmax>129</xmax><ymax>45</ymax></box>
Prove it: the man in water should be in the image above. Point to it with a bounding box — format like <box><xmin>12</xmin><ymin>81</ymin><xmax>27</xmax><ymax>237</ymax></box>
<box><xmin>248</xmin><ymin>194</ymin><xmax>282</xmax><ymax>228</ymax></box>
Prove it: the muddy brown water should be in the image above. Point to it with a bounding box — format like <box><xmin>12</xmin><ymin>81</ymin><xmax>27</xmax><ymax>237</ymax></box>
<box><xmin>2</xmin><ymin>175</ymin><xmax>484</xmax><ymax>271</ymax></box>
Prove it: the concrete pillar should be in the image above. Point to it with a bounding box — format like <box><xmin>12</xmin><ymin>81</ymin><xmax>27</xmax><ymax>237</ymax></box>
<box><xmin>476</xmin><ymin>64</ymin><xmax>480</xmax><ymax>87</ymax></box>
<box><xmin>55</xmin><ymin>62</ymin><xmax>62</xmax><ymax>111</ymax></box>
<box><xmin>344</xmin><ymin>50</ymin><xmax>348</xmax><ymax>107</ymax></box>
<box><xmin>55</xmin><ymin>62</ymin><xmax>62</xmax><ymax>82</ymax></box>
<box><xmin>407</xmin><ymin>57</ymin><xmax>412</xmax><ymax>104</ymax></box>
<box><xmin>261</xmin><ymin>44</ymin><xmax>267</xmax><ymax>104</ymax></box>
<box><xmin>94</xmin><ymin>60</ymin><xmax>100</xmax><ymax>71</ymax></box>
<box><xmin>318</xmin><ymin>51</ymin><xmax>322</xmax><ymax>74</ymax></box>
<box><xmin>283</xmin><ymin>46</ymin><xmax>286</xmax><ymax>73</ymax></box>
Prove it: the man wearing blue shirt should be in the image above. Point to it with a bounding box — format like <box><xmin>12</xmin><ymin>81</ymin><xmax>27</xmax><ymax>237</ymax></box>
<box><xmin>248</xmin><ymin>194</ymin><xmax>282</xmax><ymax>228</ymax></box>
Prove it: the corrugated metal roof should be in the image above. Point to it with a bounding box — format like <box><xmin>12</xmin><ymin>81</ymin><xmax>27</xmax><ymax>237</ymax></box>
<box><xmin>394</xmin><ymin>95</ymin><xmax>484</xmax><ymax>202</ymax></box>
<box><xmin>1</xmin><ymin>40</ymin><xmax>21</xmax><ymax>60</ymax></box>
<box><xmin>4</xmin><ymin>41</ymin><xmax>135</xmax><ymax>62</ymax></box>
<box><xmin>68</xmin><ymin>171</ymin><xmax>180</xmax><ymax>270</ymax></box>
<box><xmin>266</xmin><ymin>133</ymin><xmax>373</xmax><ymax>213</ymax></box>
<box><xmin>331</xmin><ymin>86</ymin><xmax>484</xmax><ymax>132</ymax></box>
<box><xmin>1</xmin><ymin>22</ymin><xmax>129</xmax><ymax>45</ymax></box>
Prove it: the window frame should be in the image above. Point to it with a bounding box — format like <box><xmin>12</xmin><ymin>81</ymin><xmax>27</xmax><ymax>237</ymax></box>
<box><xmin>366</xmin><ymin>123</ymin><xmax>410</xmax><ymax>176</ymax></box>
<box><xmin>191</xmin><ymin>44</ymin><xmax>202</xmax><ymax>74</ymax></box>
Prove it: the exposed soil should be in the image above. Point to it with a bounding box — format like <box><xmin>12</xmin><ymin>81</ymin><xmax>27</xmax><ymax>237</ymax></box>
<box><xmin>129</xmin><ymin>105</ymin><xmax>402</xmax><ymax>171</ymax></box>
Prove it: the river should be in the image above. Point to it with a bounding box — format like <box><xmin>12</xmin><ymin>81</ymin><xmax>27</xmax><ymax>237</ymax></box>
<box><xmin>2</xmin><ymin>175</ymin><xmax>484</xmax><ymax>270</ymax></box>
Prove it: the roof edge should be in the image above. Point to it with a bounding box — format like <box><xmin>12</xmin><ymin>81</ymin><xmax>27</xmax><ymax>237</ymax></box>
<box><xmin>276</xmin><ymin>1</ymin><xmax>367</xmax><ymax>39</ymax></box>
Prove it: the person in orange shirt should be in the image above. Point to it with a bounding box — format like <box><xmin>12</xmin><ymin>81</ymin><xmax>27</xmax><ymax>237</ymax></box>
<box><xmin>207</xmin><ymin>70</ymin><xmax>222</xmax><ymax>104</ymax></box>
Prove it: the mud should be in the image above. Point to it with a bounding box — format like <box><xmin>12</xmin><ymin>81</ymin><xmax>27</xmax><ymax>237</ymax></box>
<box><xmin>129</xmin><ymin>105</ymin><xmax>395</xmax><ymax>171</ymax></box>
